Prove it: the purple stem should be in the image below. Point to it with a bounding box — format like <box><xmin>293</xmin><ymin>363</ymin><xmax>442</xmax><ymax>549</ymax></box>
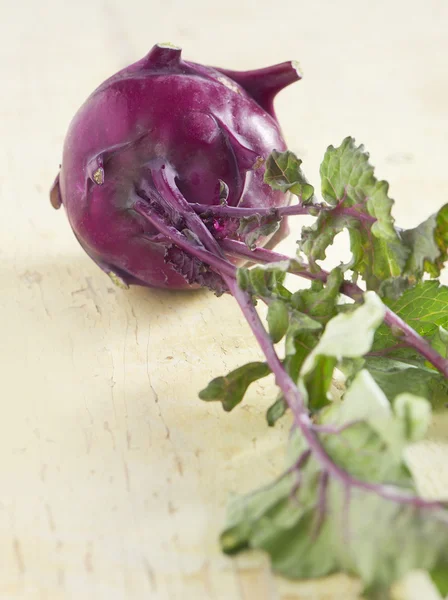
<box><xmin>191</xmin><ymin>202</ymin><xmax>310</xmax><ymax>219</ymax></box>
<box><xmin>289</xmin><ymin>449</ymin><xmax>312</xmax><ymax>504</ymax></box>
<box><xmin>220</xmin><ymin>239</ymin><xmax>448</xmax><ymax>377</ymax></box>
<box><xmin>191</xmin><ymin>201</ymin><xmax>376</xmax><ymax>225</ymax></box>
<box><xmin>132</xmin><ymin>201</ymin><xmax>236</xmax><ymax>279</ymax></box>
<box><xmin>289</xmin><ymin>449</ymin><xmax>312</xmax><ymax>473</ymax></box>
<box><xmin>151</xmin><ymin>166</ymin><xmax>226</xmax><ymax>258</ymax></box>
<box><xmin>312</xmin><ymin>471</ymin><xmax>329</xmax><ymax>538</ymax></box>
<box><xmin>220</xmin><ymin>238</ymin><xmax>363</xmax><ymax>299</ymax></box>
<box><xmin>144</xmin><ymin>43</ymin><xmax>182</xmax><ymax>69</ymax></box>
<box><xmin>333</xmin><ymin>205</ymin><xmax>376</xmax><ymax>224</ymax></box>
<box><xmin>382</xmin><ymin>308</ymin><xmax>448</xmax><ymax>378</ymax></box>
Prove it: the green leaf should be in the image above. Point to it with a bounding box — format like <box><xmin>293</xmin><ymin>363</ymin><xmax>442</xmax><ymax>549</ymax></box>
<box><xmin>401</xmin><ymin>215</ymin><xmax>440</xmax><ymax>276</ymax></box>
<box><xmin>302</xmin><ymin>291</ymin><xmax>386</xmax><ymax>376</ymax></box>
<box><xmin>376</xmin><ymin>203</ymin><xmax>448</xmax><ymax>295</ymax></box>
<box><xmin>221</xmin><ymin>373</ymin><xmax>448</xmax><ymax>596</ymax></box>
<box><xmin>430</xmin><ymin>563</ymin><xmax>448</xmax><ymax>598</ymax></box>
<box><xmin>291</xmin><ymin>267</ymin><xmax>344</xmax><ymax>326</ymax></box>
<box><xmin>350</xmin><ymin>231</ymin><xmax>409</xmax><ymax>291</ymax></box>
<box><xmin>266</xmin><ymin>397</ymin><xmax>288</xmax><ymax>426</ymax></box>
<box><xmin>365</xmin><ymin>357</ymin><xmax>448</xmax><ymax>410</ymax></box>
<box><xmin>236</xmin><ymin>261</ymin><xmax>292</xmax><ymax>298</ymax></box>
<box><xmin>439</xmin><ymin>325</ymin><xmax>448</xmax><ymax>348</ymax></box>
<box><xmin>236</xmin><ymin>267</ymin><xmax>250</xmax><ymax>292</ymax></box>
<box><xmin>296</xmin><ymin>291</ymin><xmax>385</xmax><ymax>411</ymax></box>
<box><xmin>402</xmin><ymin>202</ymin><xmax>448</xmax><ymax>280</ymax></box>
<box><xmin>300</xmin><ymin>208</ymin><xmax>351</xmax><ymax>265</ymax></box>
<box><xmin>199</xmin><ymin>362</ymin><xmax>270</xmax><ymax>411</ymax></box>
<box><xmin>302</xmin><ymin>355</ymin><xmax>337</xmax><ymax>411</ymax></box>
<box><xmin>313</xmin><ymin>370</ymin><xmax>429</xmax><ymax>475</ymax></box>
<box><xmin>266</xmin><ymin>270</ymin><xmax>344</xmax><ymax>419</ymax></box>
<box><xmin>301</xmin><ymin>137</ymin><xmax>410</xmax><ymax>290</ymax></box>
<box><xmin>279</xmin><ymin>267</ymin><xmax>345</xmax><ymax>400</ymax></box>
<box><xmin>284</xmin><ymin>312</ymin><xmax>322</xmax><ymax>356</ymax></box>
<box><xmin>320</xmin><ymin>138</ymin><xmax>397</xmax><ymax>240</ymax></box>
<box><xmin>377</xmin><ymin>276</ymin><xmax>413</xmax><ymax>300</ymax></box>
<box><xmin>394</xmin><ymin>393</ymin><xmax>432</xmax><ymax>443</ymax></box>
<box><xmin>433</xmin><ymin>202</ymin><xmax>448</xmax><ymax>276</ymax></box>
<box><xmin>264</xmin><ymin>150</ymin><xmax>314</xmax><ymax>202</ymax></box>
<box><xmin>237</xmin><ymin>213</ymin><xmax>280</xmax><ymax>250</ymax></box>
<box><xmin>318</xmin><ymin>373</ymin><xmax>418</xmax><ymax>481</ymax></box>
<box><xmin>372</xmin><ymin>281</ymin><xmax>448</xmax><ymax>361</ymax></box>
<box><xmin>267</xmin><ymin>300</ymin><xmax>289</xmax><ymax>343</ymax></box>
<box><xmin>302</xmin><ymin>139</ymin><xmax>448</xmax><ymax>291</ymax></box>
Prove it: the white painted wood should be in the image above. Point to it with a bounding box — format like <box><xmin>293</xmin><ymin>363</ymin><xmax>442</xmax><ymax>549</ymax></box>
<box><xmin>1</xmin><ymin>1</ymin><xmax>447</xmax><ymax>598</ymax></box>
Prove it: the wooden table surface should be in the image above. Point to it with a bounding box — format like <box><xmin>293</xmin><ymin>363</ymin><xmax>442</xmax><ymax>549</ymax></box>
<box><xmin>1</xmin><ymin>1</ymin><xmax>447</xmax><ymax>598</ymax></box>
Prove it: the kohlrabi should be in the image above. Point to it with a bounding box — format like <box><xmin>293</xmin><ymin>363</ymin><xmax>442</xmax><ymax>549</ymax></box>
<box><xmin>52</xmin><ymin>44</ymin><xmax>448</xmax><ymax>598</ymax></box>
<box><xmin>51</xmin><ymin>43</ymin><xmax>300</xmax><ymax>289</ymax></box>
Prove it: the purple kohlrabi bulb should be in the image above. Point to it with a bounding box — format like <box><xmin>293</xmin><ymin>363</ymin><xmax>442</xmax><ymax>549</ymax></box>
<box><xmin>50</xmin><ymin>43</ymin><xmax>301</xmax><ymax>289</ymax></box>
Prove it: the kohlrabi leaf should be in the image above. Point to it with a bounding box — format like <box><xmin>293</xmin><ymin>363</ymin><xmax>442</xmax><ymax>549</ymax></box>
<box><xmin>264</xmin><ymin>150</ymin><xmax>314</xmax><ymax>202</ymax></box>
<box><xmin>300</xmin><ymin>208</ymin><xmax>352</xmax><ymax>267</ymax></box>
<box><xmin>221</xmin><ymin>370</ymin><xmax>448</xmax><ymax>597</ymax></box>
<box><xmin>278</xmin><ymin>326</ymin><xmax>322</xmax><ymax>418</ymax></box>
<box><xmin>298</xmin><ymin>291</ymin><xmax>385</xmax><ymax>411</ymax></box>
<box><xmin>430</xmin><ymin>564</ymin><xmax>448</xmax><ymax>599</ymax></box>
<box><xmin>198</xmin><ymin>362</ymin><xmax>270</xmax><ymax>411</ymax></box>
<box><xmin>433</xmin><ymin>325</ymin><xmax>448</xmax><ymax>359</ymax></box>
<box><xmin>302</xmin><ymin>355</ymin><xmax>337</xmax><ymax>411</ymax></box>
<box><xmin>372</xmin><ymin>281</ymin><xmax>448</xmax><ymax>361</ymax></box>
<box><xmin>280</xmin><ymin>267</ymin><xmax>344</xmax><ymax>393</ymax></box>
<box><xmin>282</xmin><ymin>323</ymin><xmax>322</xmax><ymax>416</ymax></box>
<box><xmin>319</xmin><ymin>137</ymin><xmax>397</xmax><ymax>240</ymax></box>
<box><xmin>265</xmin><ymin>270</ymin><xmax>345</xmax><ymax>419</ymax></box>
<box><xmin>237</xmin><ymin>213</ymin><xmax>280</xmax><ymax>250</ymax></box>
<box><xmin>301</xmin><ymin>137</ymin><xmax>410</xmax><ymax>289</ymax></box>
<box><xmin>350</xmin><ymin>232</ymin><xmax>409</xmax><ymax>292</ymax></box>
<box><xmin>290</xmin><ymin>267</ymin><xmax>343</xmax><ymax>326</ymax></box>
<box><xmin>301</xmin><ymin>291</ymin><xmax>386</xmax><ymax>375</ymax></box>
<box><xmin>321</xmin><ymin>370</ymin><xmax>431</xmax><ymax>469</ymax></box>
<box><xmin>236</xmin><ymin>261</ymin><xmax>292</xmax><ymax>298</ymax></box>
<box><xmin>284</xmin><ymin>313</ymin><xmax>322</xmax><ymax>356</ymax></box>
<box><xmin>365</xmin><ymin>357</ymin><xmax>448</xmax><ymax>410</ymax></box>
<box><xmin>377</xmin><ymin>276</ymin><xmax>413</xmax><ymax>300</ymax></box>
<box><xmin>401</xmin><ymin>204</ymin><xmax>448</xmax><ymax>279</ymax></box>
<box><xmin>311</xmin><ymin>371</ymin><xmax>431</xmax><ymax>480</ymax></box>
<box><xmin>267</xmin><ymin>299</ymin><xmax>289</xmax><ymax>343</ymax></box>
<box><xmin>439</xmin><ymin>325</ymin><xmax>448</xmax><ymax>348</ymax></box>
<box><xmin>432</xmin><ymin>202</ymin><xmax>448</xmax><ymax>276</ymax></box>
<box><xmin>266</xmin><ymin>397</ymin><xmax>288</xmax><ymax>426</ymax></box>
